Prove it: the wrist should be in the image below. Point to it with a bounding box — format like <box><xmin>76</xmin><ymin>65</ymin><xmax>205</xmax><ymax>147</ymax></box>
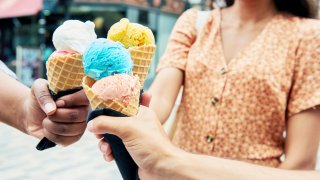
<box><xmin>17</xmin><ymin>90</ymin><xmax>31</xmax><ymax>134</ymax></box>
<box><xmin>153</xmin><ymin>144</ymin><xmax>190</xmax><ymax>179</ymax></box>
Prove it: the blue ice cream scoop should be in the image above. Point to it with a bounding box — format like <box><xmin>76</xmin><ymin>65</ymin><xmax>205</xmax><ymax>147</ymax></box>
<box><xmin>83</xmin><ymin>38</ymin><xmax>133</xmax><ymax>80</ymax></box>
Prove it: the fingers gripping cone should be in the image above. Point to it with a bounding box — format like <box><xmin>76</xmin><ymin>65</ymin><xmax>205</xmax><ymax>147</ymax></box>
<box><xmin>83</xmin><ymin>75</ymin><xmax>140</xmax><ymax>180</ymax></box>
<box><xmin>36</xmin><ymin>53</ymin><xmax>85</xmax><ymax>151</ymax></box>
<box><xmin>36</xmin><ymin>19</ymin><xmax>97</xmax><ymax>151</ymax></box>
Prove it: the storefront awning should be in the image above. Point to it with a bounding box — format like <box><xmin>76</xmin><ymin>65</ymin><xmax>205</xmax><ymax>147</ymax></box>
<box><xmin>0</xmin><ymin>0</ymin><xmax>43</xmax><ymax>19</ymax></box>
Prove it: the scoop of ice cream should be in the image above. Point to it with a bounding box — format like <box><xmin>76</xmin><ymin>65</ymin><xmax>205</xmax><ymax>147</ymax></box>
<box><xmin>48</xmin><ymin>50</ymin><xmax>80</xmax><ymax>59</ymax></box>
<box><xmin>91</xmin><ymin>74</ymin><xmax>141</xmax><ymax>105</ymax></box>
<box><xmin>83</xmin><ymin>38</ymin><xmax>133</xmax><ymax>80</ymax></box>
<box><xmin>52</xmin><ymin>20</ymin><xmax>97</xmax><ymax>54</ymax></box>
<box><xmin>107</xmin><ymin>18</ymin><xmax>155</xmax><ymax>48</ymax></box>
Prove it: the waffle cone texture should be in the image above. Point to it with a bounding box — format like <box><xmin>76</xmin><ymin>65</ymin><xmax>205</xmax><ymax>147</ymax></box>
<box><xmin>82</xmin><ymin>76</ymin><xmax>139</xmax><ymax>116</ymax></box>
<box><xmin>129</xmin><ymin>44</ymin><xmax>156</xmax><ymax>86</ymax></box>
<box><xmin>46</xmin><ymin>53</ymin><xmax>84</xmax><ymax>94</ymax></box>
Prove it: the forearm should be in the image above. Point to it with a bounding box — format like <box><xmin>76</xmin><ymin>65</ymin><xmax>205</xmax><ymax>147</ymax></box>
<box><xmin>279</xmin><ymin>158</ymin><xmax>316</xmax><ymax>170</ymax></box>
<box><xmin>156</xmin><ymin>149</ymin><xmax>320</xmax><ymax>180</ymax></box>
<box><xmin>148</xmin><ymin>68</ymin><xmax>183</xmax><ymax>124</ymax></box>
<box><xmin>280</xmin><ymin>111</ymin><xmax>320</xmax><ymax>170</ymax></box>
<box><xmin>0</xmin><ymin>71</ymin><xmax>29</xmax><ymax>133</ymax></box>
<box><xmin>149</xmin><ymin>95</ymin><xmax>176</xmax><ymax>124</ymax></box>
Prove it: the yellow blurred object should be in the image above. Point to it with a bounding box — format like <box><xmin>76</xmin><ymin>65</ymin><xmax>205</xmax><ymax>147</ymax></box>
<box><xmin>94</xmin><ymin>17</ymin><xmax>104</xmax><ymax>29</ymax></box>
<box><xmin>107</xmin><ymin>18</ymin><xmax>155</xmax><ymax>48</ymax></box>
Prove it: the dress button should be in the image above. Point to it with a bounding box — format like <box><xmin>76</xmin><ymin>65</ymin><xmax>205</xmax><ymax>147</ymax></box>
<box><xmin>206</xmin><ymin>135</ymin><xmax>214</xmax><ymax>143</ymax></box>
<box><xmin>220</xmin><ymin>67</ymin><xmax>227</xmax><ymax>75</ymax></box>
<box><xmin>211</xmin><ymin>97</ymin><xmax>219</xmax><ymax>106</ymax></box>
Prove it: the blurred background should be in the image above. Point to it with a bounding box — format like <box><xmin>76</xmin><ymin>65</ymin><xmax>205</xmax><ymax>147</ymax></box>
<box><xmin>0</xmin><ymin>0</ymin><xmax>209</xmax><ymax>88</ymax></box>
<box><xmin>0</xmin><ymin>0</ymin><xmax>319</xmax><ymax>179</ymax></box>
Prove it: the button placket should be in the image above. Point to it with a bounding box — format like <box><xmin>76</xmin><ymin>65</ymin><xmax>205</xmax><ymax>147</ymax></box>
<box><xmin>211</xmin><ymin>67</ymin><xmax>228</xmax><ymax>107</ymax></box>
<box><xmin>220</xmin><ymin>67</ymin><xmax>227</xmax><ymax>75</ymax></box>
<box><xmin>208</xmin><ymin>67</ymin><xmax>229</xmax><ymax>152</ymax></box>
<box><xmin>211</xmin><ymin>97</ymin><xmax>219</xmax><ymax>106</ymax></box>
<box><xmin>206</xmin><ymin>134</ymin><xmax>214</xmax><ymax>143</ymax></box>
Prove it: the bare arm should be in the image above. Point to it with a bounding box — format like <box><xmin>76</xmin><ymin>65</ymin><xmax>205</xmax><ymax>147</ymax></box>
<box><xmin>0</xmin><ymin>70</ymin><xmax>29</xmax><ymax>133</ymax></box>
<box><xmin>158</xmin><ymin>149</ymin><xmax>320</xmax><ymax>180</ymax></box>
<box><xmin>0</xmin><ymin>70</ymin><xmax>89</xmax><ymax>146</ymax></box>
<box><xmin>148</xmin><ymin>68</ymin><xmax>183</xmax><ymax>124</ymax></box>
<box><xmin>279</xmin><ymin>109</ymin><xmax>320</xmax><ymax>170</ymax></box>
<box><xmin>147</xmin><ymin>9</ymin><xmax>197</xmax><ymax>124</ymax></box>
<box><xmin>90</xmin><ymin>105</ymin><xmax>320</xmax><ymax>180</ymax></box>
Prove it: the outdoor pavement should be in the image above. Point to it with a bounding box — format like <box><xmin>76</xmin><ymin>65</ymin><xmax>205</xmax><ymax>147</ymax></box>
<box><xmin>0</xmin><ymin>124</ymin><xmax>121</xmax><ymax>179</ymax></box>
<box><xmin>1</xmin><ymin>114</ymin><xmax>319</xmax><ymax>179</ymax></box>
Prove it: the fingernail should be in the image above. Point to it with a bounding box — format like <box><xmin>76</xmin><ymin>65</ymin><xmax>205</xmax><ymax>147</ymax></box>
<box><xmin>100</xmin><ymin>143</ymin><xmax>107</xmax><ymax>154</ymax></box>
<box><xmin>87</xmin><ymin>122</ymin><xmax>94</xmax><ymax>132</ymax></box>
<box><xmin>44</xmin><ymin>103</ymin><xmax>55</xmax><ymax>114</ymax></box>
<box><xmin>56</xmin><ymin>100</ymin><xmax>65</xmax><ymax>107</ymax></box>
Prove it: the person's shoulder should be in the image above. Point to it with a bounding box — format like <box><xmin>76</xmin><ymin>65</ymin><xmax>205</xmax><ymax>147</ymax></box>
<box><xmin>180</xmin><ymin>8</ymin><xmax>218</xmax><ymax>19</ymax></box>
<box><xmin>296</xmin><ymin>18</ymin><xmax>320</xmax><ymax>39</ymax></box>
<box><xmin>178</xmin><ymin>8</ymin><xmax>198</xmax><ymax>21</ymax></box>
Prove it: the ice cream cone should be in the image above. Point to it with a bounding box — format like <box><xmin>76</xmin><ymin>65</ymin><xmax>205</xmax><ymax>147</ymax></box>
<box><xmin>129</xmin><ymin>44</ymin><xmax>156</xmax><ymax>86</ymax></box>
<box><xmin>82</xmin><ymin>76</ymin><xmax>139</xmax><ymax>116</ymax></box>
<box><xmin>46</xmin><ymin>53</ymin><xmax>84</xmax><ymax>94</ymax></box>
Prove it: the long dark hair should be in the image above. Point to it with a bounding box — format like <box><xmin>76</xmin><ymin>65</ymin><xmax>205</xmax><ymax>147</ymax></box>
<box><xmin>216</xmin><ymin>0</ymin><xmax>318</xmax><ymax>18</ymax></box>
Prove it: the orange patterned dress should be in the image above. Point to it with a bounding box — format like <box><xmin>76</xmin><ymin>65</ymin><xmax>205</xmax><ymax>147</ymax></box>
<box><xmin>157</xmin><ymin>8</ymin><xmax>320</xmax><ymax>167</ymax></box>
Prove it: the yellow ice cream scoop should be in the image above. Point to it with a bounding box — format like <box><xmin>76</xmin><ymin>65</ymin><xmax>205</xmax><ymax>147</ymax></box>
<box><xmin>107</xmin><ymin>18</ymin><xmax>155</xmax><ymax>48</ymax></box>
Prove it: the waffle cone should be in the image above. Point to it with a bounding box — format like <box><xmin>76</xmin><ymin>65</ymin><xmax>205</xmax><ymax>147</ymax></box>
<box><xmin>46</xmin><ymin>53</ymin><xmax>84</xmax><ymax>94</ymax></box>
<box><xmin>129</xmin><ymin>44</ymin><xmax>156</xmax><ymax>85</ymax></box>
<box><xmin>82</xmin><ymin>76</ymin><xmax>139</xmax><ymax>116</ymax></box>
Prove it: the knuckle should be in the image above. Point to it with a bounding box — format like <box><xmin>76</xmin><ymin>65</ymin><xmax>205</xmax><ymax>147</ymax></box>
<box><xmin>42</xmin><ymin>118</ymin><xmax>49</xmax><ymax>127</ymax></box>
<box><xmin>64</xmin><ymin>95</ymin><xmax>74</xmax><ymax>105</ymax></box>
<box><xmin>78</xmin><ymin>110</ymin><xmax>87</xmax><ymax>122</ymax></box>
<box><xmin>95</xmin><ymin>121</ymin><xmax>106</xmax><ymax>132</ymax></box>
<box><xmin>79</xmin><ymin>122</ymin><xmax>87</xmax><ymax>131</ymax></box>
<box><xmin>57</xmin><ymin>124</ymin><xmax>68</xmax><ymax>134</ymax></box>
<box><xmin>68</xmin><ymin>111</ymin><xmax>79</xmax><ymax>121</ymax></box>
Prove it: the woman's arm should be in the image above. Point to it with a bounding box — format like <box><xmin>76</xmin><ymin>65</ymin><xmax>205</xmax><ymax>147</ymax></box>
<box><xmin>280</xmin><ymin>22</ymin><xmax>320</xmax><ymax>170</ymax></box>
<box><xmin>158</xmin><ymin>149</ymin><xmax>320</xmax><ymax>180</ymax></box>
<box><xmin>89</xmin><ymin>105</ymin><xmax>320</xmax><ymax>180</ymax></box>
<box><xmin>147</xmin><ymin>9</ymin><xmax>197</xmax><ymax>124</ymax></box>
<box><xmin>279</xmin><ymin>109</ymin><xmax>320</xmax><ymax>170</ymax></box>
<box><xmin>148</xmin><ymin>68</ymin><xmax>183</xmax><ymax>124</ymax></box>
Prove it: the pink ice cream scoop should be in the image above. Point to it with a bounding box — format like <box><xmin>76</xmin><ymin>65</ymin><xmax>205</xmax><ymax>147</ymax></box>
<box><xmin>91</xmin><ymin>74</ymin><xmax>141</xmax><ymax>105</ymax></box>
<box><xmin>49</xmin><ymin>50</ymin><xmax>79</xmax><ymax>58</ymax></box>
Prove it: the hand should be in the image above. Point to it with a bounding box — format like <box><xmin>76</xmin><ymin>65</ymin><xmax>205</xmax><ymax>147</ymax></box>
<box><xmin>24</xmin><ymin>79</ymin><xmax>89</xmax><ymax>146</ymax></box>
<box><xmin>88</xmin><ymin>93</ymin><xmax>180</xmax><ymax>178</ymax></box>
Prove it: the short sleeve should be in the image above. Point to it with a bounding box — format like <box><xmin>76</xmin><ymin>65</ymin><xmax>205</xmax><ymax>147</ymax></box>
<box><xmin>287</xmin><ymin>20</ymin><xmax>320</xmax><ymax>117</ymax></box>
<box><xmin>0</xmin><ymin>60</ymin><xmax>17</xmax><ymax>79</ymax></box>
<box><xmin>156</xmin><ymin>9</ymin><xmax>197</xmax><ymax>72</ymax></box>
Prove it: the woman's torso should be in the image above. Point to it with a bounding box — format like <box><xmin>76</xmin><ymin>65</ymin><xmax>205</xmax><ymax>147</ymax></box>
<box><xmin>168</xmin><ymin>9</ymin><xmax>320</xmax><ymax>167</ymax></box>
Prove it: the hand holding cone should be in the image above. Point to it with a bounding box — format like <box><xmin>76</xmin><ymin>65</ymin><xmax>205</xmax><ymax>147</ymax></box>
<box><xmin>36</xmin><ymin>20</ymin><xmax>97</xmax><ymax>151</ymax></box>
<box><xmin>81</xmin><ymin>18</ymin><xmax>156</xmax><ymax>180</ymax></box>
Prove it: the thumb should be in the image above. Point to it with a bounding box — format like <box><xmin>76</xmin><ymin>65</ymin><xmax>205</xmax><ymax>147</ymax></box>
<box><xmin>31</xmin><ymin>79</ymin><xmax>57</xmax><ymax>115</ymax></box>
<box><xmin>87</xmin><ymin>115</ymin><xmax>133</xmax><ymax>138</ymax></box>
<box><xmin>141</xmin><ymin>92</ymin><xmax>152</xmax><ymax>107</ymax></box>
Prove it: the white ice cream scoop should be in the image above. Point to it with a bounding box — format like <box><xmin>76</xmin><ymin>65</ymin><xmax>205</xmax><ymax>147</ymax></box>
<box><xmin>52</xmin><ymin>20</ymin><xmax>97</xmax><ymax>54</ymax></box>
